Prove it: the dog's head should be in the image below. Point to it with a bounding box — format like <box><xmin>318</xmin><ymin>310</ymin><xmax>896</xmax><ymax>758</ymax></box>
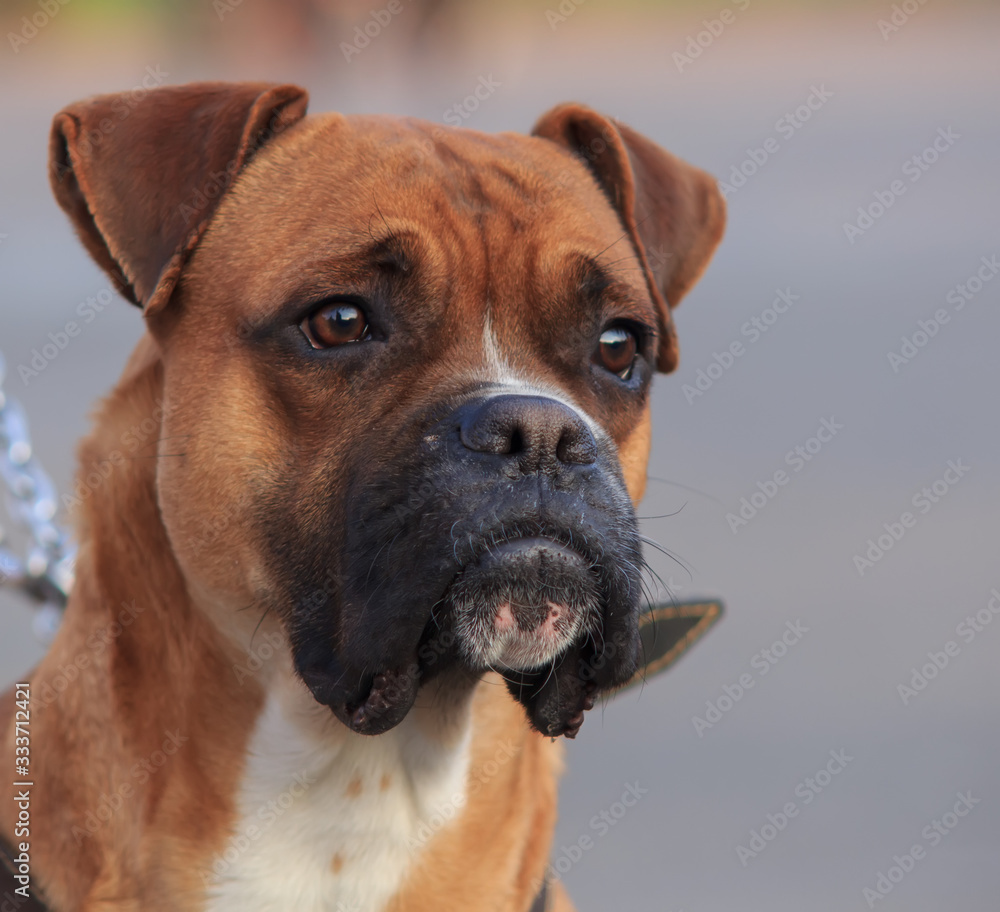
<box><xmin>50</xmin><ymin>83</ymin><xmax>724</xmax><ymax>737</ymax></box>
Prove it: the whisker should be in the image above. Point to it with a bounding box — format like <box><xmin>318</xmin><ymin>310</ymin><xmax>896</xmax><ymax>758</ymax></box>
<box><xmin>645</xmin><ymin>476</ymin><xmax>724</xmax><ymax>506</ymax></box>
<box><xmin>131</xmin><ymin>452</ymin><xmax>187</xmax><ymax>459</ymax></box>
<box><xmin>638</xmin><ymin>535</ymin><xmax>695</xmax><ymax>579</ymax></box>
<box><xmin>636</xmin><ymin>503</ymin><xmax>688</xmax><ymax>521</ymax></box>
<box><xmin>593</xmin><ymin>228</ymin><xmax>633</xmax><ymax>261</ymax></box>
<box><xmin>250</xmin><ymin>603</ymin><xmax>274</xmax><ymax>649</ymax></box>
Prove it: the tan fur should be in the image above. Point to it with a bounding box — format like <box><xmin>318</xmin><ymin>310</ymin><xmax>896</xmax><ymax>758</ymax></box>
<box><xmin>620</xmin><ymin>404</ymin><xmax>653</xmax><ymax>504</ymax></box>
<box><xmin>3</xmin><ymin>345</ymin><xmax>265</xmax><ymax>909</ymax></box>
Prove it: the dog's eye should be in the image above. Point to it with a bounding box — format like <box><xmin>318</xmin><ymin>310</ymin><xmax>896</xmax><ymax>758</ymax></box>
<box><xmin>301</xmin><ymin>302</ymin><xmax>371</xmax><ymax>349</ymax></box>
<box><xmin>595</xmin><ymin>326</ymin><xmax>638</xmax><ymax>379</ymax></box>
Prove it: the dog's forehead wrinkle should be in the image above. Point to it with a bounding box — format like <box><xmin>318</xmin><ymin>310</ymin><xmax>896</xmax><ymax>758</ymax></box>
<box><xmin>341</xmin><ymin>122</ymin><xmax>583</xmax><ymax>227</ymax></box>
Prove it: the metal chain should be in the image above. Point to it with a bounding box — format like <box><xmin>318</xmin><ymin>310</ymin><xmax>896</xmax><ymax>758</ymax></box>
<box><xmin>0</xmin><ymin>350</ymin><xmax>74</xmax><ymax>641</ymax></box>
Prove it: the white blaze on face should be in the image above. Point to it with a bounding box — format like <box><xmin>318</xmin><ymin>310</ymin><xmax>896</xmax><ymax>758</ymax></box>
<box><xmin>477</xmin><ymin>314</ymin><xmax>609</xmax><ymax>444</ymax></box>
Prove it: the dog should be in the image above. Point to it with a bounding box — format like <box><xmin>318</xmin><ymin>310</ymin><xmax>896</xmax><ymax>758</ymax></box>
<box><xmin>1</xmin><ymin>82</ymin><xmax>724</xmax><ymax>911</ymax></box>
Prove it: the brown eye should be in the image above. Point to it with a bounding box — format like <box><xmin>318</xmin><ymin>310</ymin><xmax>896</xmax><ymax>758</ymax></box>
<box><xmin>596</xmin><ymin>326</ymin><xmax>638</xmax><ymax>379</ymax></box>
<box><xmin>301</xmin><ymin>302</ymin><xmax>370</xmax><ymax>349</ymax></box>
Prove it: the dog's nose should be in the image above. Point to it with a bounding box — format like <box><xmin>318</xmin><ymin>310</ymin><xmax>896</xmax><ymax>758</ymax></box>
<box><xmin>458</xmin><ymin>395</ymin><xmax>597</xmax><ymax>470</ymax></box>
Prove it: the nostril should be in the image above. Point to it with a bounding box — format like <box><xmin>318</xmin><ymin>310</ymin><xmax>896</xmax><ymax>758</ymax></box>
<box><xmin>458</xmin><ymin>395</ymin><xmax>597</xmax><ymax>470</ymax></box>
<box><xmin>556</xmin><ymin>427</ymin><xmax>598</xmax><ymax>466</ymax></box>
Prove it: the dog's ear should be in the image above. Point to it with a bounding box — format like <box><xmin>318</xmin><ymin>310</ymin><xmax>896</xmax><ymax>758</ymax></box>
<box><xmin>49</xmin><ymin>81</ymin><xmax>308</xmax><ymax>315</ymax></box>
<box><xmin>533</xmin><ymin>104</ymin><xmax>725</xmax><ymax>373</ymax></box>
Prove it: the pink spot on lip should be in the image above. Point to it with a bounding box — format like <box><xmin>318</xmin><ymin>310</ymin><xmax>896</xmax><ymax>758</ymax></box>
<box><xmin>494</xmin><ymin>603</ymin><xmax>516</xmax><ymax>632</ymax></box>
<box><xmin>495</xmin><ymin>601</ymin><xmax>571</xmax><ymax>639</ymax></box>
<box><xmin>539</xmin><ymin>602</ymin><xmax>566</xmax><ymax>638</ymax></box>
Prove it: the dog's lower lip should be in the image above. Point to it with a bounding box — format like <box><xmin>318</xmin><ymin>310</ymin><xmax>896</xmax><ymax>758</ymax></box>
<box><xmin>482</xmin><ymin>537</ymin><xmax>588</xmax><ymax>566</ymax></box>
<box><xmin>435</xmin><ymin>536</ymin><xmax>593</xmax><ymax>618</ymax></box>
<box><xmin>341</xmin><ymin>668</ymin><xmax>419</xmax><ymax>735</ymax></box>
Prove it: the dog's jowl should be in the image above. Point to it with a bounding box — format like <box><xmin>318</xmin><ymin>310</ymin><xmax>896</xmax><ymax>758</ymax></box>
<box><xmin>1</xmin><ymin>83</ymin><xmax>724</xmax><ymax>911</ymax></box>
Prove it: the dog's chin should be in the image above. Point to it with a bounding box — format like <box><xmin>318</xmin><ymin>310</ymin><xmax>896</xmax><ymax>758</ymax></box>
<box><xmin>445</xmin><ymin>536</ymin><xmax>632</xmax><ymax>738</ymax></box>
<box><xmin>449</xmin><ymin>537</ymin><xmax>598</xmax><ymax>673</ymax></box>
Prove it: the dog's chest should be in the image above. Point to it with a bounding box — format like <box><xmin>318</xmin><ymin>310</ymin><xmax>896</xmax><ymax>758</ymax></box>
<box><xmin>204</xmin><ymin>680</ymin><xmax>471</xmax><ymax>912</ymax></box>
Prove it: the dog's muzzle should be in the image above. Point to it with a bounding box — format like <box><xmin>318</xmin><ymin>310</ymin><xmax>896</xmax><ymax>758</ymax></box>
<box><xmin>447</xmin><ymin>535</ymin><xmax>598</xmax><ymax>672</ymax></box>
<box><xmin>449</xmin><ymin>395</ymin><xmax>602</xmax><ymax>672</ymax></box>
<box><xmin>292</xmin><ymin>392</ymin><xmax>643</xmax><ymax>738</ymax></box>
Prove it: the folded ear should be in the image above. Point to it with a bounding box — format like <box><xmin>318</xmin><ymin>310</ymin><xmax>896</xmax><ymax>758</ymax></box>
<box><xmin>49</xmin><ymin>81</ymin><xmax>308</xmax><ymax>315</ymax></box>
<box><xmin>532</xmin><ymin>104</ymin><xmax>725</xmax><ymax>372</ymax></box>
<box><xmin>617</xmin><ymin>599</ymin><xmax>724</xmax><ymax>693</ymax></box>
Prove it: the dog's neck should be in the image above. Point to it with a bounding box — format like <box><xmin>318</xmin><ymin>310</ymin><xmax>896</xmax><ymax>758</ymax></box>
<box><xmin>57</xmin><ymin>340</ymin><xmax>480</xmax><ymax>911</ymax></box>
<box><xmin>205</xmin><ymin>664</ymin><xmax>474</xmax><ymax>912</ymax></box>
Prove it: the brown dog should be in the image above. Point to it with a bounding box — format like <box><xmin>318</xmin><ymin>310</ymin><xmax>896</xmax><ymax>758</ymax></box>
<box><xmin>1</xmin><ymin>82</ymin><xmax>724</xmax><ymax>911</ymax></box>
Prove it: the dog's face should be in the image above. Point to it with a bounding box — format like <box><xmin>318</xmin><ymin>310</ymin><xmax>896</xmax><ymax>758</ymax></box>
<box><xmin>50</xmin><ymin>84</ymin><xmax>724</xmax><ymax>737</ymax></box>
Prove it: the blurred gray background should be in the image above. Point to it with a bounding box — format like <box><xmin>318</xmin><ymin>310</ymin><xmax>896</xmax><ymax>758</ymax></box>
<box><xmin>1</xmin><ymin>1</ymin><xmax>998</xmax><ymax>909</ymax></box>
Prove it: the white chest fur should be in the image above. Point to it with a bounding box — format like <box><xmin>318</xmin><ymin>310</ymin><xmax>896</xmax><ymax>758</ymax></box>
<box><xmin>204</xmin><ymin>671</ymin><xmax>473</xmax><ymax>912</ymax></box>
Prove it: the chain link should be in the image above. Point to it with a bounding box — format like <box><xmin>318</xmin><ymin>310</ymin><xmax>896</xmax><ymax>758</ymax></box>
<box><xmin>0</xmin><ymin>350</ymin><xmax>74</xmax><ymax>641</ymax></box>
